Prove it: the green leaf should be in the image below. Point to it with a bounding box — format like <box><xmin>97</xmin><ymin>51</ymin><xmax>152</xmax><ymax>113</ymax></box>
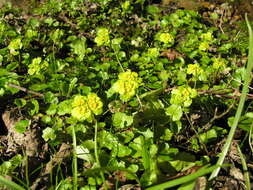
<box><xmin>228</xmin><ymin>116</ymin><xmax>253</xmax><ymax>132</ymax></box>
<box><xmin>41</xmin><ymin>115</ymin><xmax>52</xmax><ymax>124</ymax></box>
<box><xmin>199</xmin><ymin>129</ymin><xmax>217</xmax><ymax>144</ymax></box>
<box><xmin>15</xmin><ymin>120</ymin><xmax>30</xmax><ymax>133</ymax></box>
<box><xmin>42</xmin><ymin>127</ymin><xmax>56</xmax><ymax>142</ymax></box>
<box><xmin>112</xmin><ymin>112</ymin><xmax>133</xmax><ymax>128</ymax></box>
<box><xmin>165</xmin><ymin>104</ymin><xmax>183</xmax><ymax>121</ymax></box>
<box><xmin>29</xmin><ymin>83</ymin><xmax>49</xmax><ymax>91</ymax></box>
<box><xmin>29</xmin><ymin>99</ymin><xmax>39</xmax><ymax>116</ymax></box>
<box><xmin>76</xmin><ymin>145</ymin><xmax>94</xmax><ymax>163</ymax></box>
<box><xmin>46</xmin><ymin>103</ymin><xmax>58</xmax><ymax>115</ymax></box>
<box><xmin>44</xmin><ymin>91</ymin><xmax>58</xmax><ymax>104</ymax></box>
<box><xmin>68</xmin><ymin>77</ymin><xmax>78</xmax><ymax>97</ymax></box>
<box><xmin>58</xmin><ymin>99</ymin><xmax>72</xmax><ymax>115</ymax></box>
<box><xmin>112</xmin><ymin>143</ymin><xmax>132</xmax><ymax>157</ymax></box>
<box><xmin>70</xmin><ymin>37</ymin><xmax>87</xmax><ymax>60</ymax></box>
<box><xmin>14</xmin><ymin>98</ymin><xmax>27</xmax><ymax>107</ymax></box>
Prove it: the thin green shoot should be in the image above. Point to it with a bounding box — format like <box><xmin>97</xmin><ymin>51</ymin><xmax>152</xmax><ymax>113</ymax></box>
<box><xmin>24</xmin><ymin>155</ymin><xmax>29</xmax><ymax>187</ymax></box>
<box><xmin>209</xmin><ymin>14</ymin><xmax>253</xmax><ymax>180</ymax></box>
<box><xmin>237</xmin><ymin>144</ymin><xmax>250</xmax><ymax>190</ymax></box>
<box><xmin>72</xmin><ymin>126</ymin><xmax>78</xmax><ymax>190</ymax></box>
<box><xmin>94</xmin><ymin>121</ymin><xmax>106</xmax><ymax>189</ymax></box>
<box><xmin>249</xmin><ymin>123</ymin><xmax>253</xmax><ymax>153</ymax></box>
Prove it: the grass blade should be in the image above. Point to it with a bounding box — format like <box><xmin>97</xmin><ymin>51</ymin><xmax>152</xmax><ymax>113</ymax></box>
<box><xmin>146</xmin><ymin>165</ymin><xmax>218</xmax><ymax>190</ymax></box>
<box><xmin>0</xmin><ymin>175</ymin><xmax>25</xmax><ymax>190</ymax></box>
<box><xmin>237</xmin><ymin>145</ymin><xmax>250</xmax><ymax>190</ymax></box>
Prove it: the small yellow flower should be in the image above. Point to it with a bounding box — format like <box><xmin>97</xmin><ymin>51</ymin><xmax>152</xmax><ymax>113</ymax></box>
<box><xmin>87</xmin><ymin>93</ymin><xmax>103</xmax><ymax>115</ymax></box>
<box><xmin>118</xmin><ymin>70</ymin><xmax>139</xmax><ymax>82</ymax></box>
<box><xmin>158</xmin><ymin>33</ymin><xmax>174</xmax><ymax>44</ymax></box>
<box><xmin>94</xmin><ymin>28</ymin><xmax>110</xmax><ymax>46</ymax></box>
<box><xmin>148</xmin><ymin>48</ymin><xmax>160</xmax><ymax>58</ymax></box>
<box><xmin>28</xmin><ymin>57</ymin><xmax>48</xmax><ymax>75</ymax></box>
<box><xmin>111</xmin><ymin>70</ymin><xmax>141</xmax><ymax>102</ymax></box>
<box><xmin>200</xmin><ymin>32</ymin><xmax>213</xmax><ymax>41</ymax></box>
<box><xmin>199</xmin><ymin>41</ymin><xmax>209</xmax><ymax>51</ymax></box>
<box><xmin>212</xmin><ymin>57</ymin><xmax>226</xmax><ymax>70</ymax></box>
<box><xmin>71</xmin><ymin>95</ymin><xmax>92</xmax><ymax>121</ymax></box>
<box><xmin>187</xmin><ymin>64</ymin><xmax>203</xmax><ymax>77</ymax></box>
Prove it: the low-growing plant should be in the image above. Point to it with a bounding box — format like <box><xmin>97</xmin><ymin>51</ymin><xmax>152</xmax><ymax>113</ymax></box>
<box><xmin>0</xmin><ymin>0</ymin><xmax>252</xmax><ymax>189</ymax></box>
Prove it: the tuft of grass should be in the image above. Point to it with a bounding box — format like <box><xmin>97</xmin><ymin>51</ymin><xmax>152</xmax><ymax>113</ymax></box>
<box><xmin>209</xmin><ymin>13</ymin><xmax>253</xmax><ymax>180</ymax></box>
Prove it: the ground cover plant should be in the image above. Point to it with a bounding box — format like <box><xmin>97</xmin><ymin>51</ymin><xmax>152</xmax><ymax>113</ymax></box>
<box><xmin>0</xmin><ymin>0</ymin><xmax>253</xmax><ymax>189</ymax></box>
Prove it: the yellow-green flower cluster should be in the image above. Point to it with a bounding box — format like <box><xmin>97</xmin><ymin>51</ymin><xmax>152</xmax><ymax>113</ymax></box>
<box><xmin>94</xmin><ymin>28</ymin><xmax>110</xmax><ymax>46</ymax></box>
<box><xmin>200</xmin><ymin>32</ymin><xmax>213</xmax><ymax>41</ymax></box>
<box><xmin>111</xmin><ymin>70</ymin><xmax>141</xmax><ymax>102</ymax></box>
<box><xmin>158</xmin><ymin>33</ymin><xmax>174</xmax><ymax>44</ymax></box>
<box><xmin>71</xmin><ymin>93</ymin><xmax>103</xmax><ymax>121</ymax></box>
<box><xmin>198</xmin><ymin>41</ymin><xmax>209</xmax><ymax>51</ymax></box>
<box><xmin>148</xmin><ymin>48</ymin><xmax>160</xmax><ymax>58</ymax></box>
<box><xmin>28</xmin><ymin>57</ymin><xmax>49</xmax><ymax>75</ymax></box>
<box><xmin>199</xmin><ymin>32</ymin><xmax>213</xmax><ymax>51</ymax></box>
<box><xmin>212</xmin><ymin>57</ymin><xmax>226</xmax><ymax>70</ymax></box>
<box><xmin>187</xmin><ymin>64</ymin><xmax>204</xmax><ymax>77</ymax></box>
<box><xmin>8</xmin><ymin>38</ymin><xmax>22</xmax><ymax>55</ymax></box>
<box><xmin>170</xmin><ymin>86</ymin><xmax>197</xmax><ymax>107</ymax></box>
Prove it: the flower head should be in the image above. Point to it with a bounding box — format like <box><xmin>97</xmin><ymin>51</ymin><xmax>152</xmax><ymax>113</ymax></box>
<box><xmin>71</xmin><ymin>95</ymin><xmax>92</xmax><ymax>121</ymax></box>
<box><xmin>110</xmin><ymin>70</ymin><xmax>141</xmax><ymax>102</ymax></box>
<box><xmin>187</xmin><ymin>64</ymin><xmax>203</xmax><ymax>77</ymax></box>
<box><xmin>158</xmin><ymin>33</ymin><xmax>174</xmax><ymax>44</ymax></box>
<box><xmin>87</xmin><ymin>93</ymin><xmax>103</xmax><ymax>115</ymax></box>
<box><xmin>94</xmin><ymin>28</ymin><xmax>110</xmax><ymax>46</ymax></box>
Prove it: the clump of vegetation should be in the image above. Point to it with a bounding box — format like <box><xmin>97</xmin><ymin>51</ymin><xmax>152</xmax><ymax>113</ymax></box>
<box><xmin>0</xmin><ymin>0</ymin><xmax>252</xmax><ymax>189</ymax></box>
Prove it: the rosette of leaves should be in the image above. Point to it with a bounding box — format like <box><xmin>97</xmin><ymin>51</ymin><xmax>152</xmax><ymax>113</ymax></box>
<box><xmin>108</xmin><ymin>70</ymin><xmax>142</xmax><ymax>102</ymax></box>
<box><xmin>71</xmin><ymin>93</ymin><xmax>103</xmax><ymax>122</ymax></box>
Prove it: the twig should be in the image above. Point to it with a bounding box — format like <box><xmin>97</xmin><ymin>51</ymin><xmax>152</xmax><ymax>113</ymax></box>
<box><xmin>201</xmin><ymin>102</ymin><xmax>235</xmax><ymax>132</ymax></box>
<box><xmin>185</xmin><ymin>112</ymin><xmax>209</xmax><ymax>155</ymax></box>
<box><xmin>7</xmin><ymin>83</ymin><xmax>44</xmax><ymax>97</ymax></box>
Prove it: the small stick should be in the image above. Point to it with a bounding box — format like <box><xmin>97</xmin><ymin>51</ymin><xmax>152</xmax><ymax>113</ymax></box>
<box><xmin>7</xmin><ymin>83</ymin><xmax>44</xmax><ymax>97</ymax></box>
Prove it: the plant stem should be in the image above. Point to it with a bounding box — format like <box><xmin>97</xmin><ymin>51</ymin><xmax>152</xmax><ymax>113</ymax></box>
<box><xmin>72</xmin><ymin>126</ymin><xmax>78</xmax><ymax>190</ymax></box>
<box><xmin>209</xmin><ymin>14</ymin><xmax>253</xmax><ymax>180</ymax></box>
<box><xmin>94</xmin><ymin>121</ymin><xmax>106</xmax><ymax>188</ymax></box>
<box><xmin>237</xmin><ymin>144</ymin><xmax>251</xmax><ymax>190</ymax></box>
<box><xmin>25</xmin><ymin>155</ymin><xmax>29</xmax><ymax>187</ymax></box>
<box><xmin>94</xmin><ymin>121</ymin><xmax>100</xmax><ymax>167</ymax></box>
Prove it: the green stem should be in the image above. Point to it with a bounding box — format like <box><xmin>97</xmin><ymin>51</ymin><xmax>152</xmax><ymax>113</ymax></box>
<box><xmin>237</xmin><ymin>145</ymin><xmax>251</xmax><ymax>190</ymax></box>
<box><xmin>94</xmin><ymin>121</ymin><xmax>106</xmax><ymax>188</ymax></box>
<box><xmin>72</xmin><ymin>126</ymin><xmax>78</xmax><ymax>190</ymax></box>
<box><xmin>94</xmin><ymin>121</ymin><xmax>100</xmax><ymax>167</ymax></box>
<box><xmin>25</xmin><ymin>155</ymin><xmax>29</xmax><ymax>187</ymax></box>
<box><xmin>209</xmin><ymin>14</ymin><xmax>253</xmax><ymax>180</ymax></box>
